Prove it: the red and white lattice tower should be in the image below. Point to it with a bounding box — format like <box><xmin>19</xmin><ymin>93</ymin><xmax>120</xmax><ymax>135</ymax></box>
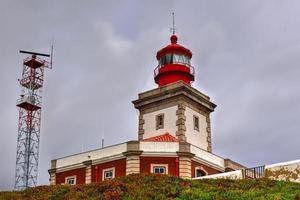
<box><xmin>15</xmin><ymin>51</ymin><xmax>52</xmax><ymax>189</ymax></box>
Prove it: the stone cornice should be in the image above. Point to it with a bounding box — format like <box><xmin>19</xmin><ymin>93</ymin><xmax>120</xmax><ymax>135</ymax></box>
<box><xmin>122</xmin><ymin>150</ymin><xmax>143</xmax><ymax>156</ymax></box>
<box><xmin>177</xmin><ymin>151</ymin><xmax>195</xmax><ymax>158</ymax></box>
<box><xmin>132</xmin><ymin>81</ymin><xmax>216</xmax><ymax>112</ymax></box>
<box><xmin>48</xmin><ymin>168</ymin><xmax>56</xmax><ymax>174</ymax></box>
<box><xmin>82</xmin><ymin>160</ymin><xmax>92</xmax><ymax>166</ymax></box>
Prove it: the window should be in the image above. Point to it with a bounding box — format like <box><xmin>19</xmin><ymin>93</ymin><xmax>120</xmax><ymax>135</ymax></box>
<box><xmin>195</xmin><ymin>168</ymin><xmax>207</xmax><ymax>177</ymax></box>
<box><xmin>165</xmin><ymin>54</ymin><xmax>173</xmax><ymax>64</ymax></box>
<box><xmin>151</xmin><ymin>164</ymin><xmax>168</xmax><ymax>174</ymax></box>
<box><xmin>193</xmin><ymin>115</ymin><xmax>199</xmax><ymax>131</ymax></box>
<box><xmin>159</xmin><ymin>54</ymin><xmax>191</xmax><ymax>67</ymax></box>
<box><xmin>102</xmin><ymin>167</ymin><xmax>115</xmax><ymax>180</ymax></box>
<box><xmin>104</xmin><ymin>170</ymin><xmax>113</xmax><ymax>180</ymax></box>
<box><xmin>156</xmin><ymin>114</ymin><xmax>164</xmax><ymax>130</ymax></box>
<box><xmin>153</xmin><ymin>166</ymin><xmax>166</xmax><ymax>174</ymax></box>
<box><xmin>65</xmin><ymin>176</ymin><xmax>76</xmax><ymax>185</ymax></box>
<box><xmin>173</xmin><ymin>54</ymin><xmax>180</xmax><ymax>63</ymax></box>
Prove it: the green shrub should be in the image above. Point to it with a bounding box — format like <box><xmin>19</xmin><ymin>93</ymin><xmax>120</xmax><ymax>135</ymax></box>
<box><xmin>1</xmin><ymin>174</ymin><xmax>299</xmax><ymax>200</ymax></box>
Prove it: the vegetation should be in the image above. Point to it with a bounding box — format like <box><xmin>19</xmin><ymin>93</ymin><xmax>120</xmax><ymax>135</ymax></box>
<box><xmin>1</xmin><ymin>174</ymin><xmax>300</xmax><ymax>200</ymax></box>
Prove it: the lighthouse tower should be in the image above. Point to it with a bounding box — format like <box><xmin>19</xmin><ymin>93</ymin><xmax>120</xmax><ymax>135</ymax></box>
<box><xmin>133</xmin><ymin>34</ymin><xmax>216</xmax><ymax>152</ymax></box>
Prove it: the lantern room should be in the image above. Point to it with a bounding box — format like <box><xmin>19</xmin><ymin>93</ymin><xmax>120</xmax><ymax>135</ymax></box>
<box><xmin>154</xmin><ymin>34</ymin><xmax>195</xmax><ymax>87</ymax></box>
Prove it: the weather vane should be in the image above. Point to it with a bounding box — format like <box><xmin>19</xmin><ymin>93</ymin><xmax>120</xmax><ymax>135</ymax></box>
<box><xmin>170</xmin><ymin>12</ymin><xmax>177</xmax><ymax>34</ymax></box>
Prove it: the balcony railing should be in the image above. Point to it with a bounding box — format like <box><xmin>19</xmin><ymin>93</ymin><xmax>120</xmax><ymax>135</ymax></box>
<box><xmin>154</xmin><ymin>63</ymin><xmax>195</xmax><ymax>77</ymax></box>
<box><xmin>23</xmin><ymin>56</ymin><xmax>51</xmax><ymax>69</ymax></box>
<box><xmin>20</xmin><ymin>76</ymin><xmax>43</xmax><ymax>90</ymax></box>
<box><xmin>243</xmin><ymin>166</ymin><xmax>265</xmax><ymax>179</ymax></box>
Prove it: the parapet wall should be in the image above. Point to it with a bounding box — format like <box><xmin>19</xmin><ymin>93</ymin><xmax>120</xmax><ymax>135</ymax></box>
<box><xmin>265</xmin><ymin>160</ymin><xmax>300</xmax><ymax>182</ymax></box>
<box><xmin>194</xmin><ymin>159</ymin><xmax>300</xmax><ymax>182</ymax></box>
<box><xmin>194</xmin><ymin>170</ymin><xmax>243</xmax><ymax>180</ymax></box>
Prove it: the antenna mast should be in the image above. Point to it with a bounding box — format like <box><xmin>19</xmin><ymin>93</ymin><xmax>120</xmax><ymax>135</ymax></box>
<box><xmin>14</xmin><ymin>49</ymin><xmax>52</xmax><ymax>190</ymax></box>
<box><xmin>170</xmin><ymin>12</ymin><xmax>177</xmax><ymax>35</ymax></box>
<box><xmin>50</xmin><ymin>39</ymin><xmax>54</xmax><ymax>69</ymax></box>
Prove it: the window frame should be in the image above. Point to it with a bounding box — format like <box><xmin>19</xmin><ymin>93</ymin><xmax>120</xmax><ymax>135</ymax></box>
<box><xmin>150</xmin><ymin>164</ymin><xmax>168</xmax><ymax>174</ymax></box>
<box><xmin>102</xmin><ymin>167</ymin><xmax>115</xmax><ymax>181</ymax></box>
<box><xmin>193</xmin><ymin>115</ymin><xmax>199</xmax><ymax>131</ymax></box>
<box><xmin>65</xmin><ymin>176</ymin><xmax>76</xmax><ymax>185</ymax></box>
<box><xmin>194</xmin><ymin>167</ymin><xmax>207</xmax><ymax>178</ymax></box>
<box><xmin>156</xmin><ymin>113</ymin><xmax>164</xmax><ymax>130</ymax></box>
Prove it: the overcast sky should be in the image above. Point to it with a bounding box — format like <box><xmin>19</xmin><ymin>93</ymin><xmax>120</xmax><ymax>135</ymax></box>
<box><xmin>1</xmin><ymin>0</ymin><xmax>300</xmax><ymax>190</ymax></box>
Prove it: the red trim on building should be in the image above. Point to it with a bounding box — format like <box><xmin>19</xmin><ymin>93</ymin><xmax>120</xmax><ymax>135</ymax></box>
<box><xmin>175</xmin><ymin>158</ymin><xmax>179</xmax><ymax>176</ymax></box>
<box><xmin>56</xmin><ymin>168</ymin><xmax>86</xmax><ymax>185</ymax></box>
<box><xmin>143</xmin><ymin>133</ymin><xmax>178</xmax><ymax>142</ymax></box>
<box><xmin>191</xmin><ymin>160</ymin><xmax>221</xmax><ymax>178</ymax></box>
<box><xmin>140</xmin><ymin>157</ymin><xmax>178</xmax><ymax>176</ymax></box>
<box><xmin>91</xmin><ymin>158</ymin><xmax>126</xmax><ymax>182</ymax></box>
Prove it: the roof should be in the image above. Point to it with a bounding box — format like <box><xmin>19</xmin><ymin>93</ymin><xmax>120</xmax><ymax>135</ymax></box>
<box><xmin>156</xmin><ymin>35</ymin><xmax>192</xmax><ymax>60</ymax></box>
<box><xmin>143</xmin><ymin>133</ymin><xmax>178</xmax><ymax>142</ymax></box>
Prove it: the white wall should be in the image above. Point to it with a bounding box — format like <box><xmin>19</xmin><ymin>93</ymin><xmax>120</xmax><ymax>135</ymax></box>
<box><xmin>56</xmin><ymin>143</ymin><xmax>127</xmax><ymax>168</ymax></box>
<box><xmin>140</xmin><ymin>141</ymin><xmax>179</xmax><ymax>152</ymax></box>
<box><xmin>265</xmin><ymin>159</ymin><xmax>300</xmax><ymax>182</ymax></box>
<box><xmin>143</xmin><ymin>106</ymin><xmax>177</xmax><ymax>139</ymax></box>
<box><xmin>185</xmin><ymin>107</ymin><xmax>208</xmax><ymax>149</ymax></box>
<box><xmin>191</xmin><ymin>145</ymin><xmax>225</xmax><ymax>169</ymax></box>
<box><xmin>194</xmin><ymin>170</ymin><xmax>243</xmax><ymax>180</ymax></box>
<box><xmin>193</xmin><ymin>159</ymin><xmax>300</xmax><ymax>182</ymax></box>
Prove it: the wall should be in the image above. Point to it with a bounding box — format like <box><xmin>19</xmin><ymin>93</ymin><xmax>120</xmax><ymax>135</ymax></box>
<box><xmin>140</xmin><ymin>157</ymin><xmax>178</xmax><ymax>176</ymax></box>
<box><xmin>140</xmin><ymin>141</ymin><xmax>179</xmax><ymax>153</ymax></box>
<box><xmin>191</xmin><ymin>160</ymin><xmax>221</xmax><ymax>178</ymax></box>
<box><xmin>265</xmin><ymin>160</ymin><xmax>300</xmax><ymax>182</ymax></box>
<box><xmin>91</xmin><ymin>158</ymin><xmax>126</xmax><ymax>182</ymax></box>
<box><xmin>190</xmin><ymin>145</ymin><xmax>225</xmax><ymax>169</ymax></box>
<box><xmin>56</xmin><ymin>168</ymin><xmax>86</xmax><ymax>185</ymax></box>
<box><xmin>55</xmin><ymin>143</ymin><xmax>127</xmax><ymax>168</ymax></box>
<box><xmin>185</xmin><ymin>107</ymin><xmax>208</xmax><ymax>150</ymax></box>
<box><xmin>194</xmin><ymin>170</ymin><xmax>243</xmax><ymax>180</ymax></box>
<box><xmin>192</xmin><ymin>159</ymin><xmax>300</xmax><ymax>183</ymax></box>
<box><xmin>143</xmin><ymin>106</ymin><xmax>177</xmax><ymax>138</ymax></box>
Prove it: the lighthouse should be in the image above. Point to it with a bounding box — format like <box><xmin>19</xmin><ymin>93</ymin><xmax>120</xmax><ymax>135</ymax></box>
<box><xmin>133</xmin><ymin>32</ymin><xmax>217</xmax><ymax>154</ymax></box>
<box><xmin>48</xmin><ymin>30</ymin><xmax>244</xmax><ymax>185</ymax></box>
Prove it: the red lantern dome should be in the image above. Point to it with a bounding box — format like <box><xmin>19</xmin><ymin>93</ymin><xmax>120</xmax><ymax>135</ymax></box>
<box><xmin>154</xmin><ymin>34</ymin><xmax>195</xmax><ymax>87</ymax></box>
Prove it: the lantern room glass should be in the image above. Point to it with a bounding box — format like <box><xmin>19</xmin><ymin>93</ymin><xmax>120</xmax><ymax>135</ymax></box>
<box><xmin>159</xmin><ymin>54</ymin><xmax>191</xmax><ymax>67</ymax></box>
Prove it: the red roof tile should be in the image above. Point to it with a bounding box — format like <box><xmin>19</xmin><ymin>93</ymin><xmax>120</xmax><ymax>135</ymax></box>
<box><xmin>143</xmin><ymin>133</ymin><xmax>178</xmax><ymax>142</ymax></box>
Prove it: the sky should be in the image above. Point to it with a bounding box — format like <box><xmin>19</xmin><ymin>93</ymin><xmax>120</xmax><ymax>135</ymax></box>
<box><xmin>0</xmin><ymin>0</ymin><xmax>300</xmax><ymax>190</ymax></box>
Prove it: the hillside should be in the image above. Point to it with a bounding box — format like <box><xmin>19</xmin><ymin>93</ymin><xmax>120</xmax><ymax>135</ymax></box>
<box><xmin>1</xmin><ymin>174</ymin><xmax>300</xmax><ymax>200</ymax></box>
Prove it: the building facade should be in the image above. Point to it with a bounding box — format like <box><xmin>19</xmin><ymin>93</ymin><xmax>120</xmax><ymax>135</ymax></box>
<box><xmin>48</xmin><ymin>34</ymin><xmax>244</xmax><ymax>185</ymax></box>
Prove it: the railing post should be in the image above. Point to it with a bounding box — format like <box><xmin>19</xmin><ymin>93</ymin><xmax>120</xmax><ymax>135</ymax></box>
<box><xmin>242</xmin><ymin>168</ymin><xmax>245</xmax><ymax>179</ymax></box>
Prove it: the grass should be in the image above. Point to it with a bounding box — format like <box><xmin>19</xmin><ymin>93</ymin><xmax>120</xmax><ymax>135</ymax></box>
<box><xmin>1</xmin><ymin>174</ymin><xmax>300</xmax><ymax>200</ymax></box>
